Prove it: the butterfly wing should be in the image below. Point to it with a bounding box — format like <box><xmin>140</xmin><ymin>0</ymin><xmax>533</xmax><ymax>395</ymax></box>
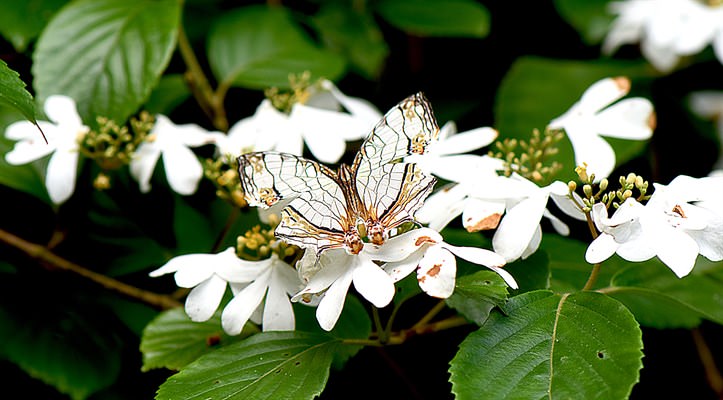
<box><xmin>238</xmin><ymin>151</ymin><xmax>339</xmax><ymax>208</ymax></box>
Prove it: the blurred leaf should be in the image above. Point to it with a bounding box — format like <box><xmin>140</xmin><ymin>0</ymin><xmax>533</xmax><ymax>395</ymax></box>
<box><xmin>603</xmin><ymin>259</ymin><xmax>723</xmax><ymax>328</ymax></box>
<box><xmin>450</xmin><ymin>290</ymin><xmax>643</xmax><ymax>399</ymax></box>
<box><xmin>207</xmin><ymin>5</ymin><xmax>346</xmax><ymax>90</ymax></box>
<box><xmin>0</xmin><ymin>0</ymin><xmax>67</xmax><ymax>51</ymax></box>
<box><xmin>294</xmin><ymin>294</ymin><xmax>371</xmax><ymax>369</ymax></box>
<box><xmin>140</xmin><ymin>308</ymin><xmax>256</xmax><ymax>372</ymax></box>
<box><xmin>0</xmin><ymin>60</ymin><xmax>42</xmax><ymax>131</ymax></box>
<box><xmin>156</xmin><ymin>331</ymin><xmax>342</xmax><ymax>400</ymax></box>
<box><xmin>172</xmin><ymin>195</ymin><xmax>217</xmax><ymax>253</ymax></box>
<box><xmin>312</xmin><ymin>3</ymin><xmax>388</xmax><ymax>80</ymax></box>
<box><xmin>144</xmin><ymin>74</ymin><xmax>192</xmax><ymax>115</ymax></box>
<box><xmin>495</xmin><ymin>56</ymin><xmax>651</xmax><ymax>182</ymax></box>
<box><xmin>505</xmin><ymin>250</ymin><xmax>551</xmax><ymax>293</ymax></box>
<box><xmin>542</xmin><ymin>234</ymin><xmax>624</xmax><ymax>292</ymax></box>
<box><xmin>0</xmin><ymin>135</ymin><xmax>50</xmax><ymax>204</ymax></box>
<box><xmin>446</xmin><ymin>270</ymin><xmax>510</xmax><ymax>325</ymax></box>
<box><xmin>33</xmin><ymin>0</ymin><xmax>181</xmax><ymax>124</ymax></box>
<box><xmin>375</xmin><ymin>0</ymin><xmax>489</xmax><ymax>37</ymax></box>
<box><xmin>554</xmin><ymin>0</ymin><xmax>614</xmax><ymax>45</ymax></box>
<box><xmin>0</xmin><ymin>292</ymin><xmax>122</xmax><ymax>400</ymax></box>
<box><xmin>99</xmin><ymin>295</ymin><xmax>158</xmax><ymax>337</ymax></box>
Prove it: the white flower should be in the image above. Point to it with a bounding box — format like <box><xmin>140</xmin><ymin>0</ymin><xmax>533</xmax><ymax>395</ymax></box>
<box><xmin>689</xmin><ymin>91</ymin><xmax>723</xmax><ymax>169</ymax></box>
<box><xmin>406</xmin><ymin>121</ymin><xmax>498</xmax><ymax>182</ymax></box>
<box><xmin>5</xmin><ymin>95</ymin><xmax>88</xmax><ymax>204</ymax></box>
<box><xmin>586</xmin><ymin>175</ymin><xmax>723</xmax><ymax>277</ymax></box>
<box><xmin>548</xmin><ymin>77</ymin><xmax>655</xmax><ymax>180</ymax></box>
<box><xmin>603</xmin><ymin>0</ymin><xmax>723</xmax><ymax>73</ymax></box>
<box><xmin>149</xmin><ymin>247</ymin><xmax>302</xmax><ymax>334</ymax></box>
<box><xmin>130</xmin><ymin>115</ymin><xmax>217</xmax><ymax>195</ymax></box>
<box><xmin>216</xmin><ymin>79</ymin><xmax>381</xmax><ymax>164</ymax></box>
<box><xmin>291</xmin><ymin>228</ymin><xmax>516</xmax><ymax>331</ymax></box>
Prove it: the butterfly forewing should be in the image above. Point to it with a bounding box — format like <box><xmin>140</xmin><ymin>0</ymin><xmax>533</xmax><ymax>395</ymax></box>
<box><xmin>276</xmin><ymin>191</ymin><xmax>353</xmax><ymax>253</ymax></box>
<box><xmin>238</xmin><ymin>151</ymin><xmax>339</xmax><ymax>208</ymax></box>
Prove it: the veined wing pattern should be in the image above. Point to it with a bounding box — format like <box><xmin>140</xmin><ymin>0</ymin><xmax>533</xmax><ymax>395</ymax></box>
<box><xmin>238</xmin><ymin>92</ymin><xmax>440</xmax><ymax>255</ymax></box>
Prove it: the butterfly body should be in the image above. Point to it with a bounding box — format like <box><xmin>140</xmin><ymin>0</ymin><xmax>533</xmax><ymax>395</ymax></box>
<box><xmin>238</xmin><ymin>92</ymin><xmax>439</xmax><ymax>255</ymax></box>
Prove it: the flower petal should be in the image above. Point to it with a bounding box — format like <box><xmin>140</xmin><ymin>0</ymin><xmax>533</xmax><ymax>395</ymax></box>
<box><xmin>153</xmin><ymin>115</ymin><xmax>216</xmax><ymax>147</ymax></box>
<box><xmin>221</xmin><ymin>270</ymin><xmax>271</xmax><ymax>334</ymax></box>
<box><xmin>585</xmin><ymin>233</ymin><xmax>619</xmax><ymax>264</ymax></box>
<box><xmin>44</xmin><ymin>95</ymin><xmax>83</xmax><ymax>128</ymax></box>
<box><xmin>262</xmin><ymin>267</ymin><xmax>295</xmax><ymax>331</ymax></box>
<box><xmin>653</xmin><ymin>227</ymin><xmax>699</xmax><ymax>278</ymax></box>
<box><xmin>595</xmin><ymin>98</ymin><xmax>654</xmax><ymax>140</ymax></box>
<box><xmin>129</xmin><ymin>142</ymin><xmax>161</xmax><ymax>193</ymax></box>
<box><xmin>565</xmin><ymin>122</ymin><xmax>617</xmax><ymax>179</ymax></box>
<box><xmin>443</xmin><ymin>243</ymin><xmax>517</xmax><ymax>289</ymax></box>
<box><xmin>365</xmin><ymin>227</ymin><xmax>443</xmax><ymax>262</ymax></box>
<box><xmin>462</xmin><ymin>198</ymin><xmax>505</xmax><ymax>232</ymax></box>
<box><xmin>492</xmin><ymin>190</ymin><xmax>548</xmax><ymax>262</ymax></box>
<box><xmin>417</xmin><ymin>245</ymin><xmax>456</xmax><ymax>298</ymax></box>
<box><xmin>161</xmin><ymin>143</ymin><xmax>203</xmax><ymax>195</ymax></box>
<box><xmin>45</xmin><ymin>149</ymin><xmax>79</xmax><ymax>204</ymax></box>
<box><xmin>434</xmin><ymin>127</ymin><xmax>497</xmax><ymax>156</ymax></box>
<box><xmin>578</xmin><ymin>77</ymin><xmax>630</xmax><ymax>114</ymax></box>
<box><xmin>352</xmin><ymin>258</ymin><xmax>395</xmax><ymax>308</ymax></box>
<box><xmin>185</xmin><ymin>275</ymin><xmax>227</xmax><ymax>322</ymax></box>
<box><xmin>4</xmin><ymin>136</ymin><xmax>55</xmax><ymax>164</ymax></box>
<box><xmin>315</xmin><ymin>267</ymin><xmax>354</xmax><ymax>331</ymax></box>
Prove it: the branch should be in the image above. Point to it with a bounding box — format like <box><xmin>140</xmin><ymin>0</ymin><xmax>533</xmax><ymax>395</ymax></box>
<box><xmin>345</xmin><ymin>315</ymin><xmax>469</xmax><ymax>347</ymax></box>
<box><xmin>0</xmin><ymin>228</ymin><xmax>181</xmax><ymax>310</ymax></box>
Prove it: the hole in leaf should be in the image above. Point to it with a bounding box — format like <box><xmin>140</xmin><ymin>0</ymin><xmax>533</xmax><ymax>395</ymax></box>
<box><xmin>294</xmin><ymin>361</ymin><xmax>301</xmax><ymax>366</ymax></box>
<box><xmin>483</xmin><ymin>280</ymin><xmax>491</xmax><ymax>285</ymax></box>
<box><xmin>275</xmin><ymin>369</ymin><xmax>282</xmax><ymax>374</ymax></box>
<box><xmin>597</xmin><ymin>351</ymin><xmax>605</xmax><ymax>359</ymax></box>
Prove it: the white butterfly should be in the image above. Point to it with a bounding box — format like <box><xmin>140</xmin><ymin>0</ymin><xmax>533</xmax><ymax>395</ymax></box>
<box><xmin>238</xmin><ymin>93</ymin><xmax>439</xmax><ymax>255</ymax></box>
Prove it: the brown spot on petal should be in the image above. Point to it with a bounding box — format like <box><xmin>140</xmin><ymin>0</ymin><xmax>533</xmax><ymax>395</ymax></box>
<box><xmin>415</xmin><ymin>236</ymin><xmax>438</xmax><ymax>246</ymax></box>
<box><xmin>648</xmin><ymin>111</ymin><xmax>657</xmax><ymax>130</ymax></box>
<box><xmin>427</xmin><ymin>264</ymin><xmax>442</xmax><ymax>277</ymax></box>
<box><xmin>418</xmin><ymin>276</ymin><xmax>426</xmax><ymax>283</ymax></box>
<box><xmin>613</xmin><ymin>76</ymin><xmax>631</xmax><ymax>94</ymax></box>
<box><xmin>672</xmin><ymin>204</ymin><xmax>687</xmax><ymax>218</ymax></box>
<box><xmin>465</xmin><ymin>213</ymin><xmax>502</xmax><ymax>232</ymax></box>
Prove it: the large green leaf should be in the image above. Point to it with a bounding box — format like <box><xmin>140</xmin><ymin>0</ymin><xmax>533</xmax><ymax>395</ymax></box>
<box><xmin>33</xmin><ymin>0</ymin><xmax>181</xmax><ymax>124</ymax></box>
<box><xmin>450</xmin><ymin>290</ymin><xmax>643</xmax><ymax>400</ymax></box>
<box><xmin>553</xmin><ymin>0</ymin><xmax>614</xmax><ymax>45</ymax></box>
<box><xmin>446</xmin><ymin>270</ymin><xmax>510</xmax><ymax>325</ymax></box>
<box><xmin>0</xmin><ymin>0</ymin><xmax>67</xmax><ymax>51</ymax></box>
<box><xmin>375</xmin><ymin>0</ymin><xmax>490</xmax><ymax>37</ymax></box>
<box><xmin>207</xmin><ymin>5</ymin><xmax>346</xmax><ymax>90</ymax></box>
<box><xmin>602</xmin><ymin>260</ymin><xmax>723</xmax><ymax>328</ymax></box>
<box><xmin>494</xmin><ymin>56</ymin><xmax>652</xmax><ymax>182</ymax></box>
<box><xmin>312</xmin><ymin>3</ymin><xmax>388</xmax><ymax>80</ymax></box>
<box><xmin>0</xmin><ymin>60</ymin><xmax>42</xmax><ymax>130</ymax></box>
<box><xmin>144</xmin><ymin>74</ymin><xmax>192</xmax><ymax>115</ymax></box>
<box><xmin>156</xmin><ymin>331</ymin><xmax>343</xmax><ymax>400</ymax></box>
<box><xmin>140</xmin><ymin>308</ymin><xmax>256</xmax><ymax>372</ymax></box>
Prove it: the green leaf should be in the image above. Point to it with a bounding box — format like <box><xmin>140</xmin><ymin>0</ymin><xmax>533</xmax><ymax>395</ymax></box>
<box><xmin>375</xmin><ymin>0</ymin><xmax>490</xmax><ymax>37</ymax></box>
<box><xmin>0</xmin><ymin>60</ymin><xmax>42</xmax><ymax>130</ymax></box>
<box><xmin>33</xmin><ymin>0</ymin><xmax>181</xmax><ymax>124</ymax></box>
<box><xmin>554</xmin><ymin>0</ymin><xmax>614</xmax><ymax>45</ymax></box>
<box><xmin>446</xmin><ymin>270</ymin><xmax>510</xmax><ymax>324</ymax></box>
<box><xmin>144</xmin><ymin>74</ymin><xmax>192</xmax><ymax>115</ymax></box>
<box><xmin>542</xmin><ymin>234</ymin><xmax>624</xmax><ymax>292</ymax></box>
<box><xmin>141</xmin><ymin>308</ymin><xmax>256</xmax><ymax>372</ymax></box>
<box><xmin>504</xmin><ymin>250</ymin><xmax>550</xmax><ymax>293</ymax></box>
<box><xmin>450</xmin><ymin>290</ymin><xmax>643</xmax><ymax>400</ymax></box>
<box><xmin>602</xmin><ymin>259</ymin><xmax>723</xmax><ymax>328</ymax></box>
<box><xmin>494</xmin><ymin>56</ymin><xmax>652</xmax><ymax>182</ymax></box>
<box><xmin>0</xmin><ymin>0</ymin><xmax>67</xmax><ymax>51</ymax></box>
<box><xmin>156</xmin><ymin>331</ymin><xmax>343</xmax><ymax>400</ymax></box>
<box><xmin>207</xmin><ymin>5</ymin><xmax>346</xmax><ymax>90</ymax></box>
<box><xmin>312</xmin><ymin>3</ymin><xmax>389</xmax><ymax>80</ymax></box>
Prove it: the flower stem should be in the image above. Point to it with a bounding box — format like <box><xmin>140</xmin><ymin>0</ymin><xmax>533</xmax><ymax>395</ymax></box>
<box><xmin>0</xmin><ymin>228</ymin><xmax>181</xmax><ymax>310</ymax></box>
<box><xmin>582</xmin><ymin>210</ymin><xmax>601</xmax><ymax>291</ymax></box>
<box><xmin>211</xmin><ymin>206</ymin><xmax>240</xmax><ymax>253</ymax></box>
<box><xmin>692</xmin><ymin>327</ymin><xmax>723</xmax><ymax>396</ymax></box>
<box><xmin>176</xmin><ymin>24</ymin><xmax>228</xmax><ymax>131</ymax></box>
<box><xmin>372</xmin><ymin>306</ymin><xmax>389</xmax><ymax>344</ymax></box>
<box><xmin>412</xmin><ymin>300</ymin><xmax>447</xmax><ymax>330</ymax></box>
<box><xmin>344</xmin><ymin>315</ymin><xmax>469</xmax><ymax>347</ymax></box>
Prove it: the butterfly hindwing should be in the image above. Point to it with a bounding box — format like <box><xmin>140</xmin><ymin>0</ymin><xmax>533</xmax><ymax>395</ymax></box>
<box><xmin>275</xmin><ymin>191</ymin><xmax>352</xmax><ymax>253</ymax></box>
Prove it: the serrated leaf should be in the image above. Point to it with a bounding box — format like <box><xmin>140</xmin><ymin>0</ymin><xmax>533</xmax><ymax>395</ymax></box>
<box><xmin>140</xmin><ymin>308</ymin><xmax>255</xmax><ymax>372</ymax></box>
<box><xmin>446</xmin><ymin>270</ymin><xmax>510</xmax><ymax>324</ymax></box>
<box><xmin>602</xmin><ymin>259</ymin><xmax>723</xmax><ymax>328</ymax></box>
<box><xmin>33</xmin><ymin>0</ymin><xmax>181</xmax><ymax>124</ymax></box>
<box><xmin>156</xmin><ymin>331</ymin><xmax>343</xmax><ymax>400</ymax></box>
<box><xmin>207</xmin><ymin>5</ymin><xmax>346</xmax><ymax>90</ymax></box>
<box><xmin>312</xmin><ymin>3</ymin><xmax>388</xmax><ymax>80</ymax></box>
<box><xmin>554</xmin><ymin>0</ymin><xmax>614</xmax><ymax>45</ymax></box>
<box><xmin>0</xmin><ymin>60</ymin><xmax>42</xmax><ymax>131</ymax></box>
<box><xmin>375</xmin><ymin>0</ymin><xmax>489</xmax><ymax>37</ymax></box>
<box><xmin>494</xmin><ymin>56</ymin><xmax>652</xmax><ymax>182</ymax></box>
<box><xmin>0</xmin><ymin>0</ymin><xmax>67</xmax><ymax>51</ymax></box>
<box><xmin>450</xmin><ymin>290</ymin><xmax>643</xmax><ymax>400</ymax></box>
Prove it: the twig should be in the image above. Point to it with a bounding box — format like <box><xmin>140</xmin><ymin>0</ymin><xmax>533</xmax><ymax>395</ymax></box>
<box><xmin>344</xmin><ymin>315</ymin><xmax>469</xmax><ymax>347</ymax></box>
<box><xmin>0</xmin><ymin>228</ymin><xmax>181</xmax><ymax>310</ymax></box>
<box><xmin>692</xmin><ymin>327</ymin><xmax>723</xmax><ymax>397</ymax></box>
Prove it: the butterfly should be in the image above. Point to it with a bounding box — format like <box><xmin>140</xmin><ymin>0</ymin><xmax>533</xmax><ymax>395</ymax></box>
<box><xmin>238</xmin><ymin>92</ymin><xmax>439</xmax><ymax>255</ymax></box>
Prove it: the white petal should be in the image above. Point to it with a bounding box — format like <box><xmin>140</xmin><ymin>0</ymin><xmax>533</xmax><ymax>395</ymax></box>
<box><xmin>293</xmin><ymin>108</ymin><xmax>347</xmax><ymax>164</ymax></box>
<box><xmin>544</xmin><ymin>209</ymin><xmax>569</xmax><ymax>236</ymax></box>
<box><xmin>689</xmin><ymin>91</ymin><xmax>723</xmax><ymax>118</ymax></box>
<box><xmin>365</xmin><ymin>227</ymin><xmax>443</xmax><ymax>263</ymax></box>
<box><xmin>714</xmin><ymin>30</ymin><xmax>723</xmax><ymax>67</ymax></box>
<box><xmin>492</xmin><ymin>191</ymin><xmax>548</xmax><ymax>262</ymax></box>
<box><xmin>321</xmin><ymin>80</ymin><xmax>381</xmax><ymax>135</ymax></box>
<box><xmin>434</xmin><ymin>127</ymin><xmax>497</xmax><ymax>156</ymax></box>
<box><xmin>167</xmin><ymin>257</ymin><xmax>216</xmax><ymax>287</ymax></box>
<box><xmin>521</xmin><ymin>225</ymin><xmax>543</xmax><ymax>259</ymax></box>
<box><xmin>595</xmin><ymin>98</ymin><xmax>654</xmax><ymax>140</ymax></box>
<box><xmin>578</xmin><ymin>77</ymin><xmax>631</xmax><ymax>114</ymax></box>
<box><xmin>428</xmin><ymin>154</ymin><xmax>498</xmax><ymax>183</ymax></box>
<box><xmin>161</xmin><ymin>144</ymin><xmax>203</xmax><ymax>195</ymax></box>
<box><xmin>153</xmin><ymin>115</ymin><xmax>216</xmax><ymax>147</ymax></box>
<box><xmin>262</xmin><ymin>268</ymin><xmax>295</xmax><ymax>331</ymax></box>
<box><xmin>585</xmin><ymin>233</ymin><xmax>619</xmax><ymax>264</ymax></box>
<box><xmin>443</xmin><ymin>243</ymin><xmax>517</xmax><ymax>289</ymax></box>
<box><xmin>641</xmin><ymin>40</ymin><xmax>679</xmax><ymax>73</ymax></box>
<box><xmin>45</xmin><ymin>149</ymin><xmax>79</xmax><ymax>204</ymax></box>
<box><xmin>4</xmin><ymin>137</ymin><xmax>55</xmax><ymax>164</ymax></box>
<box><xmin>416</xmin><ymin>183</ymin><xmax>467</xmax><ymax>225</ymax></box>
<box><xmin>352</xmin><ymin>258</ymin><xmax>395</xmax><ymax>307</ymax></box>
<box><xmin>315</xmin><ymin>267</ymin><xmax>355</xmax><ymax>331</ymax></box>
<box><xmin>185</xmin><ymin>275</ymin><xmax>227</xmax><ymax>322</ymax></box>
<box><xmin>44</xmin><ymin>95</ymin><xmax>82</xmax><ymax>128</ymax></box>
<box><xmin>566</xmin><ymin>122</ymin><xmax>617</xmax><ymax>180</ymax></box>
<box><xmin>221</xmin><ymin>271</ymin><xmax>271</xmax><ymax>334</ymax></box>
<box><xmin>550</xmin><ymin>190</ymin><xmax>586</xmax><ymax>221</ymax></box>
<box><xmin>214</xmin><ymin>255</ymin><xmax>270</xmax><ymax>283</ymax></box>
<box><xmin>292</xmin><ymin>250</ymin><xmax>349</xmax><ymax>300</ymax></box>
<box><xmin>653</xmin><ymin>228</ymin><xmax>699</xmax><ymax>278</ymax></box>
<box><xmin>384</xmin><ymin>251</ymin><xmax>424</xmax><ymax>282</ymax></box>
<box><xmin>417</xmin><ymin>245</ymin><xmax>456</xmax><ymax>298</ymax></box>
<box><xmin>462</xmin><ymin>198</ymin><xmax>505</xmax><ymax>232</ymax></box>
<box><xmin>129</xmin><ymin>143</ymin><xmax>161</xmax><ymax>193</ymax></box>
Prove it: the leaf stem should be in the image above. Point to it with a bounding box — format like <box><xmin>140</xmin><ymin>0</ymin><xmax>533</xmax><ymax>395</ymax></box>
<box><xmin>0</xmin><ymin>228</ymin><xmax>181</xmax><ymax>310</ymax></box>
<box><xmin>372</xmin><ymin>306</ymin><xmax>389</xmax><ymax>344</ymax></box>
<box><xmin>344</xmin><ymin>315</ymin><xmax>469</xmax><ymax>347</ymax></box>
<box><xmin>176</xmin><ymin>24</ymin><xmax>228</xmax><ymax>131</ymax></box>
